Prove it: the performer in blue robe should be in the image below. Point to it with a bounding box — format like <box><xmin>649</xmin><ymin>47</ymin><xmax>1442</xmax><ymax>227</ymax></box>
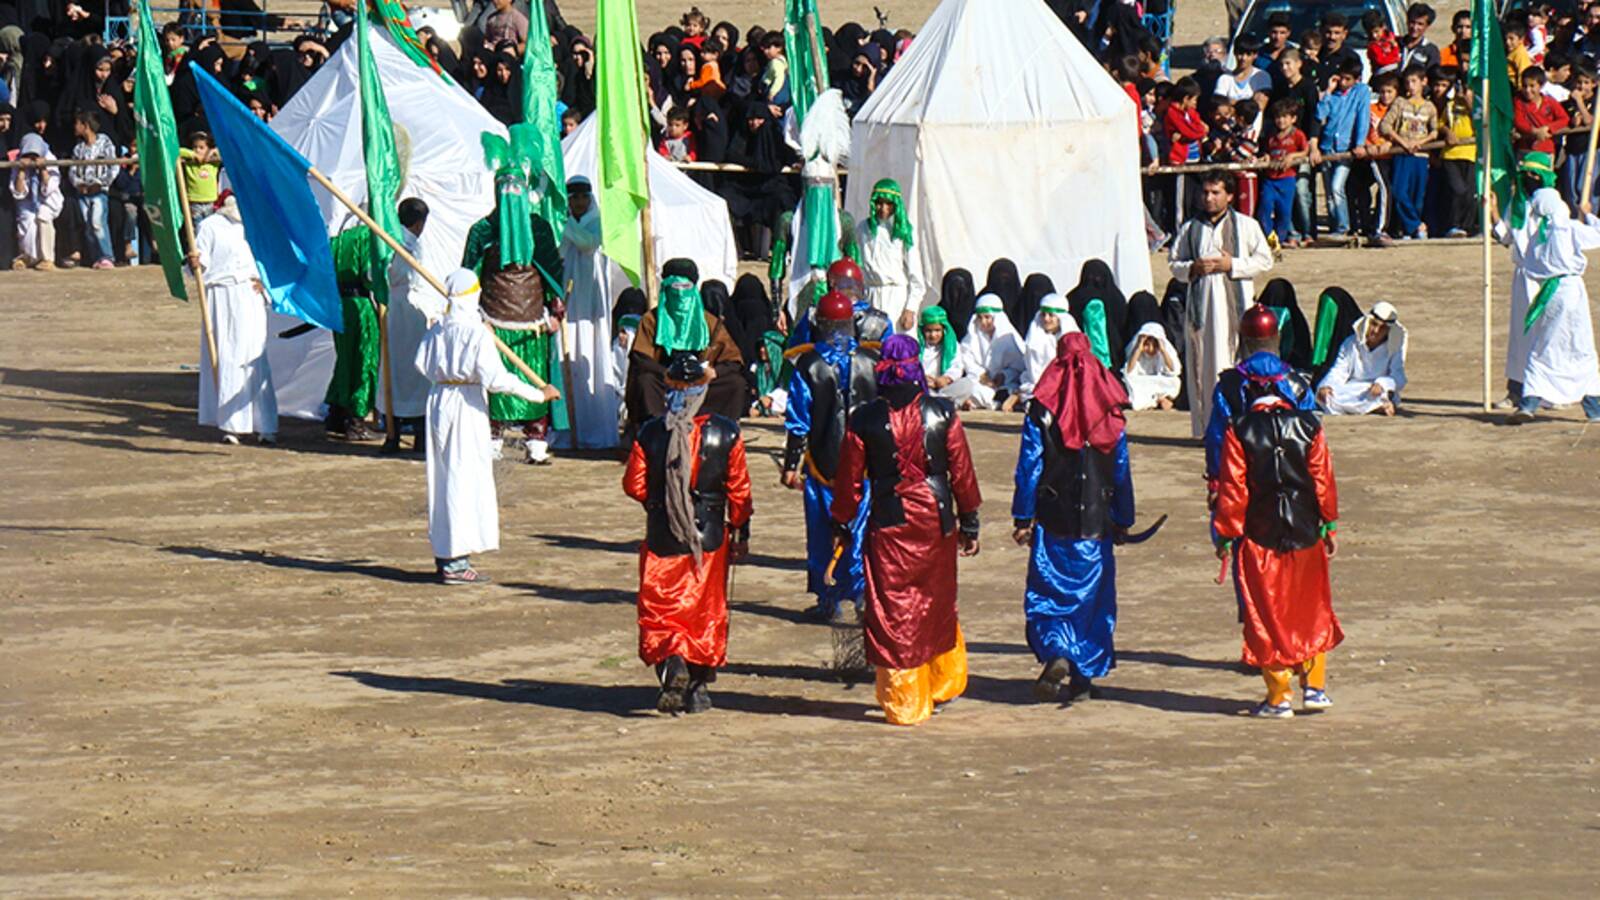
<box><xmin>1011</xmin><ymin>332</ymin><xmax>1135</xmax><ymax>703</ymax></box>
<box><xmin>782</xmin><ymin>291</ymin><xmax>879</xmax><ymax>623</ymax></box>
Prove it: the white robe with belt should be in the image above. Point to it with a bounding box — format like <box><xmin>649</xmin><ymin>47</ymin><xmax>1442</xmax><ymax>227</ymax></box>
<box><xmin>1494</xmin><ymin>188</ymin><xmax>1566</xmax><ymax>385</ymax></box>
<box><xmin>856</xmin><ymin>218</ymin><xmax>927</xmax><ymax>330</ymax></box>
<box><xmin>1518</xmin><ymin>207</ymin><xmax>1600</xmax><ymax>404</ymax></box>
<box><xmin>195</xmin><ymin>213</ymin><xmax>277</xmax><ymax>437</ymax></box>
<box><xmin>554</xmin><ymin>205</ymin><xmax>620</xmax><ymax>449</ymax></box>
<box><xmin>1318</xmin><ymin>326</ymin><xmax>1408</xmax><ymax>415</ymax></box>
<box><xmin>379</xmin><ymin>229</ymin><xmax>448</xmax><ymax>419</ymax></box>
<box><xmin>416</xmin><ymin>304</ymin><xmax>546</xmax><ymax>560</ymax></box>
<box><xmin>1169</xmin><ymin>210</ymin><xmax>1274</xmax><ymax>436</ymax></box>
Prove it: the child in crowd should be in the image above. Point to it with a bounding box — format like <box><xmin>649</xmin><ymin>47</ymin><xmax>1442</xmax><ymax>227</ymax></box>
<box><xmin>109</xmin><ymin>139</ymin><xmax>144</xmax><ymax>265</ymax></box>
<box><xmin>561</xmin><ymin>108</ymin><xmax>580</xmax><ymax>137</ymax></box>
<box><xmin>10</xmin><ymin>133</ymin><xmax>62</xmax><ymax>270</ymax></box>
<box><xmin>1527</xmin><ymin>5</ymin><xmax>1550</xmax><ymax>64</ymax></box>
<box><xmin>1562</xmin><ymin>66</ymin><xmax>1598</xmax><ymax>213</ymax></box>
<box><xmin>1257</xmin><ymin>100</ymin><xmax>1308</xmax><ymax>248</ymax></box>
<box><xmin>69</xmin><ymin>110</ymin><xmax>117</xmax><ymax>269</ymax></box>
<box><xmin>1214</xmin><ymin>35</ymin><xmax>1270</xmax><ymax>102</ymax></box>
<box><xmin>1437</xmin><ymin>75</ymin><xmax>1477</xmax><ymax>237</ymax></box>
<box><xmin>679</xmin><ymin>7</ymin><xmax>709</xmax><ymax>48</ymax></box>
<box><xmin>760</xmin><ymin>32</ymin><xmax>788</xmax><ymax>107</ymax></box>
<box><xmin>178</xmin><ymin>131</ymin><xmax>221</xmax><ymax>225</ymax></box>
<box><xmin>687</xmin><ymin>37</ymin><xmax>726</xmax><ymax>102</ymax></box>
<box><xmin>1505</xmin><ymin>24</ymin><xmax>1534</xmax><ymax>84</ymax></box>
<box><xmin>1163</xmin><ymin>77</ymin><xmax>1207</xmax><ymax>225</ymax></box>
<box><xmin>1514</xmin><ymin>66</ymin><xmax>1569</xmax><ymax>155</ymax></box>
<box><xmin>1379</xmin><ymin>66</ymin><xmax>1439</xmax><ymax>241</ymax></box>
<box><xmin>1350</xmin><ymin>72</ymin><xmax>1397</xmax><ymax>243</ymax></box>
<box><xmin>1364</xmin><ymin>10</ymin><xmax>1401</xmax><ymax>76</ymax></box>
<box><xmin>1206</xmin><ymin>97</ymin><xmax>1256</xmax><ymax>163</ymax></box>
<box><xmin>1543</xmin><ymin>50</ymin><xmax>1571</xmax><ymax>102</ymax></box>
<box><xmin>658</xmin><ymin>107</ymin><xmax>697</xmax><ymax>162</ymax></box>
<box><xmin>1316</xmin><ymin>57</ymin><xmax>1371</xmax><ymax>238</ymax></box>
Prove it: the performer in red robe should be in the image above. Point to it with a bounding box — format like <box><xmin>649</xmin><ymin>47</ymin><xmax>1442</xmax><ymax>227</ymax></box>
<box><xmin>624</xmin><ymin>355</ymin><xmax>753</xmax><ymax>714</ymax></box>
<box><xmin>830</xmin><ymin>334</ymin><xmax>982</xmax><ymax>726</ymax></box>
<box><xmin>1213</xmin><ymin>393</ymin><xmax>1343</xmax><ymax>719</ymax></box>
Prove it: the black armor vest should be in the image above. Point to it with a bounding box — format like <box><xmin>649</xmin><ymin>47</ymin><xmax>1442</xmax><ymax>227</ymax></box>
<box><xmin>795</xmin><ymin>345</ymin><xmax>879</xmax><ymax>481</ymax></box>
<box><xmin>637</xmin><ymin>413</ymin><xmax>740</xmax><ymax>556</ymax></box>
<box><xmin>1230</xmin><ymin>406</ymin><xmax>1324</xmax><ymax>552</ymax></box>
<box><xmin>1027</xmin><ymin>402</ymin><xmax>1117</xmax><ymax>540</ymax></box>
<box><xmin>854</xmin><ymin>306</ymin><xmax>891</xmax><ymax>343</ymax></box>
<box><xmin>1216</xmin><ymin>365</ymin><xmax>1312</xmax><ymax>418</ymax></box>
<box><xmin>849</xmin><ymin>394</ymin><xmax>957</xmax><ymax>534</ymax></box>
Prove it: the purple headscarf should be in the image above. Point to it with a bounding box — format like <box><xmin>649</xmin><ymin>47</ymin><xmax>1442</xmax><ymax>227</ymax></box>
<box><xmin>875</xmin><ymin>333</ymin><xmax>926</xmax><ymax>390</ymax></box>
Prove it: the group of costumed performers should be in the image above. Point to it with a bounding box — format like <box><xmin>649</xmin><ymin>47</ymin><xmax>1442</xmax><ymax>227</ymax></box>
<box><xmin>191</xmin><ymin>191</ymin><xmax>278</xmax><ymax>446</ymax></box>
<box><xmin>781</xmin><ymin>290</ymin><xmax>880</xmax><ymax>648</ymax></box>
<box><xmin>857</xmin><ymin>178</ymin><xmax>927</xmax><ymax>334</ymax></box>
<box><xmin>830</xmin><ymin>335</ymin><xmax>983</xmax><ymax>726</ymax></box>
<box><xmin>1493</xmin><ymin>152</ymin><xmax>1600</xmax><ymax>424</ymax></box>
<box><xmin>463</xmin><ymin>127</ymin><xmax>569</xmax><ymax>466</ymax></box>
<box><xmin>417</xmin><ymin>270</ymin><xmax>557</xmax><ymax>585</ymax></box>
<box><xmin>625</xmin><ymin>258</ymin><xmax>749</xmax><ymax>430</ymax></box>
<box><xmin>624</xmin><ymin>354</ymin><xmax>753</xmax><ymax>714</ymax></box>
<box><xmin>1011</xmin><ymin>332</ymin><xmax>1140</xmax><ymax>703</ymax></box>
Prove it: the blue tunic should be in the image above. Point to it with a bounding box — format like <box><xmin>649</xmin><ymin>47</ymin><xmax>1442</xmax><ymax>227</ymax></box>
<box><xmin>786</xmin><ymin>341</ymin><xmax>869</xmax><ymax>614</ymax></box>
<box><xmin>1011</xmin><ymin>419</ymin><xmax>1135</xmax><ymax>678</ymax></box>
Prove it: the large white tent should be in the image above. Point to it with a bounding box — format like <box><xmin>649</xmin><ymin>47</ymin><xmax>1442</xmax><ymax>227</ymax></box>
<box><xmin>265</xmin><ymin>32</ymin><xmax>501</xmax><ymax>419</ymax></box>
<box><xmin>845</xmin><ymin>0</ymin><xmax>1153</xmax><ymax>307</ymax></box>
<box><xmin>562</xmin><ymin>114</ymin><xmax>739</xmax><ymax>294</ymax></box>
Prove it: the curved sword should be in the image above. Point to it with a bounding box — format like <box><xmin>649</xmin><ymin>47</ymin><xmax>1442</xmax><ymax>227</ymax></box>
<box><xmin>1116</xmin><ymin>514</ymin><xmax>1168</xmax><ymax>545</ymax></box>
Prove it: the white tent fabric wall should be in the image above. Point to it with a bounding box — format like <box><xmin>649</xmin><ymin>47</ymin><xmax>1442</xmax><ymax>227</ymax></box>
<box><xmin>265</xmin><ymin>31</ymin><xmax>501</xmax><ymax>418</ymax></box>
<box><xmin>561</xmin><ymin>114</ymin><xmax>739</xmax><ymax>293</ymax></box>
<box><xmin>845</xmin><ymin>0</ymin><xmax>1154</xmax><ymax>309</ymax></box>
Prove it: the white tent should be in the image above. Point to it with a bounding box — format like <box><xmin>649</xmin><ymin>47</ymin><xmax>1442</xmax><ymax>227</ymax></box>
<box><xmin>845</xmin><ymin>0</ymin><xmax>1153</xmax><ymax>308</ymax></box>
<box><xmin>266</xmin><ymin>32</ymin><xmax>502</xmax><ymax>419</ymax></box>
<box><xmin>562</xmin><ymin>114</ymin><xmax>739</xmax><ymax>293</ymax></box>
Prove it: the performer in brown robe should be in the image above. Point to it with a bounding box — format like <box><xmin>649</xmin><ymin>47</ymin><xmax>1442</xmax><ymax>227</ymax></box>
<box><xmin>625</xmin><ymin>258</ymin><xmax>748</xmax><ymax>430</ymax></box>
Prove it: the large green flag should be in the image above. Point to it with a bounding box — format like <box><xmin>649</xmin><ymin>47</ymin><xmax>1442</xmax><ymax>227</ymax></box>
<box><xmin>369</xmin><ymin>0</ymin><xmax>444</xmax><ymax>77</ymax></box>
<box><xmin>132</xmin><ymin>0</ymin><xmax>186</xmax><ymax>300</ymax></box>
<box><xmin>783</xmin><ymin>0</ymin><xmax>830</xmax><ymax>124</ymax></box>
<box><xmin>358</xmin><ymin>7</ymin><xmax>404</xmax><ymax>305</ymax></box>
<box><xmin>522</xmin><ymin>0</ymin><xmax>567</xmax><ymax>234</ymax></box>
<box><xmin>594</xmin><ymin>0</ymin><xmax>649</xmax><ymax>287</ymax></box>
<box><xmin>1470</xmin><ymin>0</ymin><xmax>1519</xmax><ymax>226</ymax></box>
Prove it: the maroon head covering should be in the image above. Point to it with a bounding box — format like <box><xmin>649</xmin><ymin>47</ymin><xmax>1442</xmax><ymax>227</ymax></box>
<box><xmin>1032</xmin><ymin>332</ymin><xmax>1128</xmax><ymax>453</ymax></box>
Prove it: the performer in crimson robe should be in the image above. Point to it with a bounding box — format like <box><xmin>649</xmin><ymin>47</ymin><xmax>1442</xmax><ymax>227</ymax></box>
<box><xmin>1213</xmin><ymin>392</ymin><xmax>1343</xmax><ymax>719</ymax></box>
<box><xmin>830</xmin><ymin>334</ymin><xmax>982</xmax><ymax>726</ymax></box>
<box><xmin>623</xmin><ymin>355</ymin><xmax>753</xmax><ymax>715</ymax></box>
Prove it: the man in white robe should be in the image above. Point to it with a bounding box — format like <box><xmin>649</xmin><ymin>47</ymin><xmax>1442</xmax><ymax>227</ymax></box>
<box><xmin>417</xmin><ymin>269</ymin><xmax>558</xmax><ymax>585</ymax></box>
<box><xmin>1493</xmin><ymin>183</ymin><xmax>1564</xmax><ymax>407</ymax></box>
<box><xmin>856</xmin><ymin>177</ymin><xmax>926</xmax><ymax>333</ymax></box>
<box><xmin>1501</xmin><ymin>191</ymin><xmax>1600</xmax><ymax>424</ymax></box>
<box><xmin>954</xmin><ymin>294</ymin><xmax>1027</xmax><ymax>410</ymax></box>
<box><xmin>193</xmin><ymin>193</ymin><xmax>277</xmax><ymax>445</ymax></box>
<box><xmin>1169</xmin><ymin>172</ymin><xmax>1275</xmax><ymax>437</ymax></box>
<box><xmin>380</xmin><ymin>198</ymin><xmax>448</xmax><ymax>453</ymax></box>
<box><xmin>1318</xmin><ymin>301</ymin><xmax>1408</xmax><ymax>416</ymax></box>
<box><xmin>554</xmin><ymin>176</ymin><xmax>620</xmax><ymax>449</ymax></box>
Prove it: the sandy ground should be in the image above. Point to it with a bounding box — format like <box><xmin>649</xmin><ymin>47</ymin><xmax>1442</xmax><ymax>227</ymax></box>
<box><xmin>4</xmin><ymin>239</ymin><xmax>1599</xmax><ymax>896</ymax></box>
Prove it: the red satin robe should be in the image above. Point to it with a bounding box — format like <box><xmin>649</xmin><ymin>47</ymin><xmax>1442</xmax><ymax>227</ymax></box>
<box><xmin>1214</xmin><ymin>426</ymin><xmax>1343</xmax><ymax>669</ymax></box>
<box><xmin>830</xmin><ymin>401</ymin><xmax>983</xmax><ymax>670</ymax></box>
<box><xmin>623</xmin><ymin>417</ymin><xmax>753</xmax><ymax>667</ymax></box>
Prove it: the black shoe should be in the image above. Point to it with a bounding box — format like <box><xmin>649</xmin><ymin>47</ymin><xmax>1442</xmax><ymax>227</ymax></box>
<box><xmin>684</xmin><ymin>681</ymin><xmax>713</xmax><ymax>713</ymax></box>
<box><xmin>378</xmin><ymin>437</ymin><xmax>402</xmax><ymax>455</ymax></box>
<box><xmin>1034</xmin><ymin>658</ymin><xmax>1070</xmax><ymax>702</ymax></box>
<box><xmin>1067</xmin><ymin>673</ymin><xmax>1099</xmax><ymax>702</ymax></box>
<box><xmin>656</xmin><ymin>655</ymin><xmax>689</xmax><ymax>713</ymax></box>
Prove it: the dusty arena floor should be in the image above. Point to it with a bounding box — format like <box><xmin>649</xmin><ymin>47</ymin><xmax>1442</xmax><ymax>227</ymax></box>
<box><xmin>3</xmin><ymin>241</ymin><xmax>1598</xmax><ymax>896</ymax></box>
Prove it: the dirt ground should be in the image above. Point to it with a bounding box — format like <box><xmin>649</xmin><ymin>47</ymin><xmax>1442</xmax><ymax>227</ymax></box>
<box><xmin>4</xmin><ymin>238</ymin><xmax>1600</xmax><ymax>896</ymax></box>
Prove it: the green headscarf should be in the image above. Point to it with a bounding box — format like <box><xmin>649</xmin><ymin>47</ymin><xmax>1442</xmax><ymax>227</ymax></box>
<box><xmin>870</xmin><ymin>178</ymin><xmax>915</xmax><ymax>248</ymax></box>
<box><xmin>654</xmin><ymin>276</ymin><xmax>710</xmax><ymax>355</ymax></box>
<box><xmin>755</xmin><ymin>329</ymin><xmax>789</xmax><ymax>396</ymax></box>
<box><xmin>918</xmin><ymin>305</ymin><xmax>957</xmax><ymax>373</ymax></box>
<box><xmin>1079</xmin><ymin>299</ymin><xmax>1112</xmax><ymax>368</ymax></box>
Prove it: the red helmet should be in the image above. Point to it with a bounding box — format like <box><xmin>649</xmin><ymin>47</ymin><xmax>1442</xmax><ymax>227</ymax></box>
<box><xmin>826</xmin><ymin>258</ymin><xmax>864</xmax><ymax>286</ymax></box>
<box><xmin>816</xmin><ymin>290</ymin><xmax>854</xmax><ymax>322</ymax></box>
<box><xmin>1240</xmin><ymin>304</ymin><xmax>1279</xmax><ymax>340</ymax></box>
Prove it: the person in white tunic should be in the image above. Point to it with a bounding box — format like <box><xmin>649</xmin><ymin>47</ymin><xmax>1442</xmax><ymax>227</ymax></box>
<box><xmin>1317</xmin><ymin>301</ymin><xmax>1408</xmax><ymax>416</ymax></box>
<box><xmin>1491</xmin><ymin>154</ymin><xmax>1567</xmax><ymax>407</ymax></box>
<box><xmin>954</xmin><ymin>294</ymin><xmax>1027</xmax><ymax>410</ymax></box>
<box><xmin>554</xmin><ymin>176</ymin><xmax>621</xmax><ymax>449</ymax></box>
<box><xmin>416</xmin><ymin>269</ymin><xmax>557</xmax><ymax>585</ymax></box>
<box><xmin>1123</xmin><ymin>321</ymin><xmax>1184</xmax><ymax>411</ymax></box>
<box><xmin>379</xmin><ymin>198</ymin><xmax>448</xmax><ymax>454</ymax></box>
<box><xmin>855</xmin><ymin>178</ymin><xmax>927</xmax><ymax>333</ymax></box>
<box><xmin>1168</xmin><ymin>172</ymin><xmax>1275</xmax><ymax>437</ymax></box>
<box><xmin>192</xmin><ymin>193</ymin><xmax>277</xmax><ymax>445</ymax></box>
<box><xmin>1498</xmin><ymin>190</ymin><xmax>1600</xmax><ymax>424</ymax></box>
<box><xmin>1021</xmin><ymin>293</ymin><xmax>1080</xmax><ymax>402</ymax></box>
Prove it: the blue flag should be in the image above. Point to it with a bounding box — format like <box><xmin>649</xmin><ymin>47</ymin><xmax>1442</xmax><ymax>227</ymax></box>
<box><xmin>192</xmin><ymin>68</ymin><xmax>343</xmax><ymax>333</ymax></box>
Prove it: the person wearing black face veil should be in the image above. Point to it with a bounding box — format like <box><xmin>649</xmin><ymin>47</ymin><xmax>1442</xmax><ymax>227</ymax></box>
<box><xmin>1094</xmin><ymin>1</ymin><xmax>1149</xmax><ymax>62</ymax></box>
<box><xmin>481</xmin><ymin>50</ymin><xmax>522</xmax><ymax>124</ymax></box>
<box><xmin>730</xmin><ymin>273</ymin><xmax>774</xmax><ymax>362</ymax></box>
<box><xmin>559</xmin><ymin>31</ymin><xmax>596</xmax><ymax>116</ymax></box>
<box><xmin>701</xmin><ymin>279</ymin><xmax>745</xmax><ymax>362</ymax></box>
<box><xmin>1156</xmin><ymin>278</ymin><xmax>1190</xmax><ymax>408</ymax></box>
<box><xmin>1065</xmin><ymin>259</ymin><xmax>1128</xmax><ymax>370</ymax></box>
<box><xmin>1308</xmin><ymin>286</ymin><xmax>1364</xmax><ymax>385</ymax></box>
<box><xmin>830</xmin><ymin>22</ymin><xmax>869</xmax><ymax>83</ymax></box>
<box><xmin>1255</xmin><ymin>278</ymin><xmax>1313</xmax><ymax>372</ymax></box>
<box><xmin>724</xmin><ymin>99</ymin><xmax>798</xmax><ymax>259</ymax></box>
<box><xmin>839</xmin><ymin>43</ymin><xmax>882</xmax><ymax>117</ymax></box>
<box><xmin>426</xmin><ymin>36</ymin><xmax>462</xmax><ymax>77</ymax></box>
<box><xmin>980</xmin><ymin>258</ymin><xmax>1022</xmax><ymax>330</ymax></box>
<box><xmin>1020</xmin><ymin>273</ymin><xmax>1056</xmax><ymax>335</ymax></box>
<box><xmin>938</xmin><ymin>268</ymin><xmax>977</xmax><ymax>341</ymax></box>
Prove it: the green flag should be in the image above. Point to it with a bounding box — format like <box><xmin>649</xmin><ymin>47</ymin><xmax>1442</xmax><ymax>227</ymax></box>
<box><xmin>133</xmin><ymin>0</ymin><xmax>186</xmax><ymax>300</ymax></box>
<box><xmin>783</xmin><ymin>0</ymin><xmax>830</xmax><ymax>124</ymax></box>
<box><xmin>522</xmin><ymin>0</ymin><xmax>567</xmax><ymax>234</ymax></box>
<box><xmin>369</xmin><ymin>0</ymin><xmax>445</xmax><ymax>77</ymax></box>
<box><xmin>358</xmin><ymin>7</ymin><xmax>404</xmax><ymax>305</ymax></box>
<box><xmin>595</xmin><ymin>0</ymin><xmax>650</xmax><ymax>286</ymax></box>
<box><xmin>1470</xmin><ymin>0</ymin><xmax>1519</xmax><ymax>226</ymax></box>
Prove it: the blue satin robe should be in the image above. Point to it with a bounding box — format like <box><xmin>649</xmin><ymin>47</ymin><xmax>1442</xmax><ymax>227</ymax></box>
<box><xmin>1011</xmin><ymin>419</ymin><xmax>1135</xmax><ymax>678</ymax></box>
<box><xmin>786</xmin><ymin>342</ymin><xmax>869</xmax><ymax>614</ymax></box>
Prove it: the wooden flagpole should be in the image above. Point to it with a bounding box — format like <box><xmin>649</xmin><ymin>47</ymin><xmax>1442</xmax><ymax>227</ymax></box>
<box><xmin>1581</xmin><ymin>88</ymin><xmax>1600</xmax><ymax>210</ymax></box>
<box><xmin>174</xmin><ymin>156</ymin><xmax>219</xmax><ymax>392</ymax></box>
<box><xmin>1481</xmin><ymin>70</ymin><xmax>1493</xmax><ymax>413</ymax></box>
<box><xmin>308</xmin><ymin>167</ymin><xmax>556</xmax><ymax>393</ymax></box>
<box><xmin>636</xmin><ymin>64</ymin><xmax>660</xmax><ymax>308</ymax></box>
<box><xmin>376</xmin><ymin>297</ymin><xmax>398</xmax><ymax>442</ymax></box>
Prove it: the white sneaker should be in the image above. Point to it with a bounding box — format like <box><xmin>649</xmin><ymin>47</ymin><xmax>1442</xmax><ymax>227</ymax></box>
<box><xmin>490</xmin><ymin>438</ymin><xmax>504</xmax><ymax>460</ymax></box>
<box><xmin>525</xmin><ymin>439</ymin><xmax>551</xmax><ymax>465</ymax></box>
<box><xmin>221</xmin><ymin>434</ymin><xmax>241</xmax><ymax>445</ymax></box>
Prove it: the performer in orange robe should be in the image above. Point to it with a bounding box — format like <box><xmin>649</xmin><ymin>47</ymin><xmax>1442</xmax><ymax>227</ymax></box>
<box><xmin>624</xmin><ymin>355</ymin><xmax>753</xmax><ymax>714</ymax></box>
<box><xmin>1213</xmin><ymin>393</ymin><xmax>1343</xmax><ymax>718</ymax></box>
<box><xmin>830</xmin><ymin>334</ymin><xmax>982</xmax><ymax>726</ymax></box>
